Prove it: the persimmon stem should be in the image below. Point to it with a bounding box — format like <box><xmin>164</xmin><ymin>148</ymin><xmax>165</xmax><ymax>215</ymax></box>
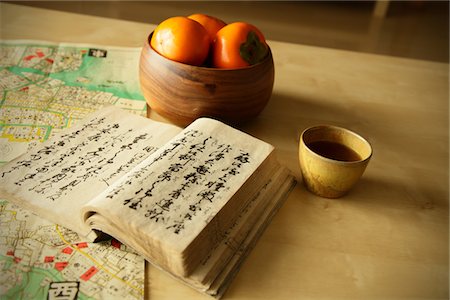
<box><xmin>239</xmin><ymin>31</ymin><xmax>268</xmax><ymax>65</ymax></box>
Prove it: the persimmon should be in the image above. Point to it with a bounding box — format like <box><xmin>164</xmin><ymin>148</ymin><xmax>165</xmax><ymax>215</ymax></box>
<box><xmin>150</xmin><ymin>16</ymin><xmax>210</xmax><ymax>66</ymax></box>
<box><xmin>187</xmin><ymin>13</ymin><xmax>226</xmax><ymax>42</ymax></box>
<box><xmin>212</xmin><ymin>22</ymin><xmax>268</xmax><ymax>69</ymax></box>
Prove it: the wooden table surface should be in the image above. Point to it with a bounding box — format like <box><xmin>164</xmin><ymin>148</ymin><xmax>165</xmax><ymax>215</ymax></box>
<box><xmin>1</xmin><ymin>3</ymin><xmax>448</xmax><ymax>299</ymax></box>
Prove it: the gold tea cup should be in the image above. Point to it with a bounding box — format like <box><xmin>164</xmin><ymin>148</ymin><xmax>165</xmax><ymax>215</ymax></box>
<box><xmin>299</xmin><ymin>125</ymin><xmax>372</xmax><ymax>198</ymax></box>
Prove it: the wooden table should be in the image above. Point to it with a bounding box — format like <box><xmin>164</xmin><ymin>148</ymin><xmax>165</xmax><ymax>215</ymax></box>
<box><xmin>1</xmin><ymin>3</ymin><xmax>448</xmax><ymax>299</ymax></box>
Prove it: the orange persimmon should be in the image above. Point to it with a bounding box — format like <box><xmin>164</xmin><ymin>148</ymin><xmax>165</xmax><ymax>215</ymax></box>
<box><xmin>212</xmin><ymin>22</ymin><xmax>268</xmax><ymax>68</ymax></box>
<box><xmin>150</xmin><ymin>16</ymin><xmax>210</xmax><ymax>66</ymax></box>
<box><xmin>187</xmin><ymin>13</ymin><xmax>226</xmax><ymax>42</ymax></box>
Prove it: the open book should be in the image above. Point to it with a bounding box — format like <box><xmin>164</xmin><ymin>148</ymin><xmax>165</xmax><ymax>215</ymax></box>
<box><xmin>0</xmin><ymin>106</ymin><xmax>295</xmax><ymax>297</ymax></box>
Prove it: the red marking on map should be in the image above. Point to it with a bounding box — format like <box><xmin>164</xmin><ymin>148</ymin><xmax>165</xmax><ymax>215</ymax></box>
<box><xmin>45</xmin><ymin>58</ymin><xmax>54</xmax><ymax>64</ymax></box>
<box><xmin>24</xmin><ymin>55</ymin><xmax>35</xmax><ymax>61</ymax></box>
<box><xmin>62</xmin><ymin>247</ymin><xmax>73</xmax><ymax>254</ymax></box>
<box><xmin>111</xmin><ymin>239</ymin><xmax>122</xmax><ymax>249</ymax></box>
<box><xmin>55</xmin><ymin>261</ymin><xmax>69</xmax><ymax>271</ymax></box>
<box><xmin>36</xmin><ymin>51</ymin><xmax>45</xmax><ymax>58</ymax></box>
<box><xmin>76</xmin><ymin>242</ymin><xmax>88</xmax><ymax>249</ymax></box>
<box><xmin>14</xmin><ymin>257</ymin><xmax>21</xmax><ymax>263</ymax></box>
<box><xmin>44</xmin><ymin>256</ymin><xmax>54</xmax><ymax>263</ymax></box>
<box><xmin>6</xmin><ymin>250</ymin><xmax>14</xmax><ymax>256</ymax></box>
<box><xmin>80</xmin><ymin>266</ymin><xmax>98</xmax><ymax>281</ymax></box>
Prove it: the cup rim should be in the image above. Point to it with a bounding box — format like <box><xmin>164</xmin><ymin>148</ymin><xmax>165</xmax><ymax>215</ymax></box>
<box><xmin>300</xmin><ymin>124</ymin><xmax>373</xmax><ymax>165</ymax></box>
<box><xmin>146</xmin><ymin>32</ymin><xmax>273</xmax><ymax>71</ymax></box>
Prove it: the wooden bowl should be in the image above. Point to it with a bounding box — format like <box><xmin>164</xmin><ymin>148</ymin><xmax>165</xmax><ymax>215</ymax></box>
<box><xmin>139</xmin><ymin>33</ymin><xmax>275</xmax><ymax>127</ymax></box>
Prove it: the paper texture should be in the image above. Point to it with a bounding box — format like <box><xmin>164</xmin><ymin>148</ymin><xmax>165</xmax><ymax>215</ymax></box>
<box><xmin>0</xmin><ymin>40</ymin><xmax>152</xmax><ymax>300</ymax></box>
<box><xmin>0</xmin><ymin>40</ymin><xmax>296</xmax><ymax>299</ymax></box>
<box><xmin>0</xmin><ymin>106</ymin><xmax>181</xmax><ymax>237</ymax></box>
<box><xmin>84</xmin><ymin>118</ymin><xmax>272</xmax><ymax>242</ymax></box>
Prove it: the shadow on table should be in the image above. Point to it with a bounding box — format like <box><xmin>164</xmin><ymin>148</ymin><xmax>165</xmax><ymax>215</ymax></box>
<box><xmin>346</xmin><ymin>176</ymin><xmax>447</xmax><ymax>211</ymax></box>
<box><xmin>242</xmin><ymin>91</ymin><xmax>359</xmax><ymax>178</ymax></box>
<box><xmin>245</xmin><ymin>91</ymin><xmax>447</xmax><ymax>212</ymax></box>
<box><xmin>243</xmin><ymin>91</ymin><xmax>360</xmax><ymax>144</ymax></box>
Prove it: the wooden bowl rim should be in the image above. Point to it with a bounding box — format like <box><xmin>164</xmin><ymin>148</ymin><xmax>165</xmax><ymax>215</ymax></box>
<box><xmin>146</xmin><ymin>32</ymin><xmax>273</xmax><ymax>71</ymax></box>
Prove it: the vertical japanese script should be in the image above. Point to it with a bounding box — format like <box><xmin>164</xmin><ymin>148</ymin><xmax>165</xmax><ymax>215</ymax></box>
<box><xmin>0</xmin><ymin>111</ymin><xmax>157</xmax><ymax>203</ymax></box>
<box><xmin>103</xmin><ymin>128</ymin><xmax>253</xmax><ymax>235</ymax></box>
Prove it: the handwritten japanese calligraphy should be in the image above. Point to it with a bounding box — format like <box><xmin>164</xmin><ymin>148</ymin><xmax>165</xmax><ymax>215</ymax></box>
<box><xmin>0</xmin><ymin>106</ymin><xmax>184</xmax><ymax>236</ymax></box>
<box><xmin>102</xmin><ymin>128</ymin><xmax>252</xmax><ymax>235</ymax></box>
<box><xmin>1</xmin><ymin>114</ymin><xmax>158</xmax><ymax>203</ymax></box>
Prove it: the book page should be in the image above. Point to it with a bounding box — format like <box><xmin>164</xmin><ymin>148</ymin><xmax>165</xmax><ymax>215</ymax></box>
<box><xmin>0</xmin><ymin>106</ymin><xmax>182</xmax><ymax>238</ymax></box>
<box><xmin>82</xmin><ymin>117</ymin><xmax>274</xmax><ymax>276</ymax></box>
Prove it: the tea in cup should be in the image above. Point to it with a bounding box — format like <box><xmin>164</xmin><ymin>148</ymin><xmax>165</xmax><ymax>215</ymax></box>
<box><xmin>299</xmin><ymin>125</ymin><xmax>372</xmax><ymax>198</ymax></box>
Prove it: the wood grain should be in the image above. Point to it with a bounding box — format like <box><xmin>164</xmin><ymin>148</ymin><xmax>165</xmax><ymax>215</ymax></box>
<box><xmin>139</xmin><ymin>34</ymin><xmax>274</xmax><ymax>127</ymax></box>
